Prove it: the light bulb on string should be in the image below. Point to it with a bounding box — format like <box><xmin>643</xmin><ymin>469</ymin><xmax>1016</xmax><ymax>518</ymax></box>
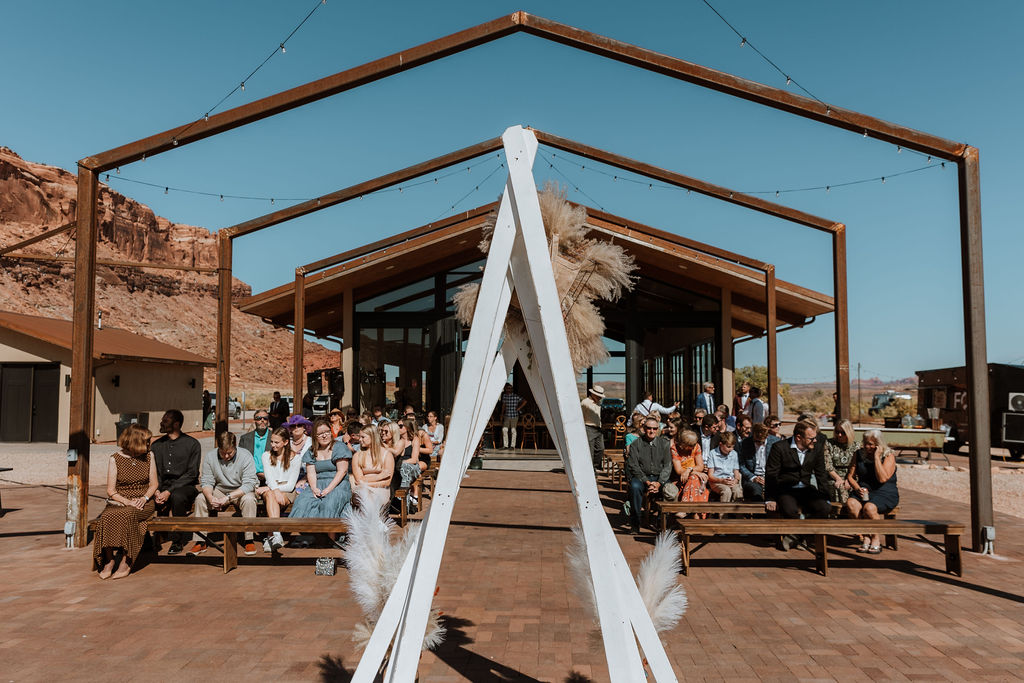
<box><xmin>141</xmin><ymin>154</ymin><xmax>146</xmax><ymax>162</ymax></box>
<box><xmin>164</xmin><ymin>187</ymin><xmax>168</xmax><ymax>194</ymax></box>
<box><xmin>775</xmin><ymin>190</ymin><xmax>780</xmax><ymax>197</ymax></box>
<box><xmin>203</xmin><ymin>113</ymin><xmax>209</xmax><ymax>122</ymax></box>
<box><xmin>270</xmin><ymin>198</ymin><xmax>275</xmax><ymax>205</ymax></box>
<box><xmin>927</xmin><ymin>156</ymin><xmax>932</xmax><ymax>163</ymax></box>
<box><xmin>863</xmin><ymin>130</ymin><xmax>868</xmax><ymax>138</ymax></box>
<box><xmin>105</xmin><ymin>174</ymin><xmax>109</xmax><ymax>181</ymax></box>
<box><xmin>115</xmin><ymin>167</ymin><xmax>120</xmax><ymax>174</ymax></box>
<box><xmin>219</xmin><ymin>195</ymin><xmax>224</xmax><ymax>202</ymax></box>
<box><xmin>280</xmin><ymin>43</ymin><xmax>286</xmax><ymax>54</ymax></box>
<box><xmin>897</xmin><ymin>146</ymin><xmax>902</xmax><ymax>154</ymax></box>
<box><xmin>172</xmin><ymin>138</ymin><xmax>178</xmax><ymax>146</ymax></box>
<box><xmin>881</xmin><ymin>177</ymin><xmax>886</xmax><ymax>184</ymax></box>
<box><xmin>826</xmin><ymin>186</ymin><xmax>830</xmax><ymax>193</ymax></box>
<box><xmin>240</xmin><ymin>82</ymin><xmax>245</xmax><ymax>92</ymax></box>
<box><xmin>826</xmin><ymin>106</ymin><xmax>831</xmax><ymax>115</ymax></box>
<box><xmin>740</xmin><ymin>37</ymin><xmax>746</xmax><ymax>47</ymax></box>
<box><xmin>785</xmin><ymin>76</ymin><xmax>791</xmax><ymax>85</ymax></box>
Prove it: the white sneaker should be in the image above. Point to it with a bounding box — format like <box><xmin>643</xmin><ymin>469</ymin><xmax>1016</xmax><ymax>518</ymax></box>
<box><xmin>271</xmin><ymin>533</ymin><xmax>285</xmax><ymax>551</ymax></box>
<box><xmin>262</xmin><ymin>538</ymin><xmax>272</xmax><ymax>553</ymax></box>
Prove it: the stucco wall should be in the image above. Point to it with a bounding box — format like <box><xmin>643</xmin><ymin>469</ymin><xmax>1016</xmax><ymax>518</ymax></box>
<box><xmin>93</xmin><ymin>361</ymin><xmax>204</xmax><ymax>442</ymax></box>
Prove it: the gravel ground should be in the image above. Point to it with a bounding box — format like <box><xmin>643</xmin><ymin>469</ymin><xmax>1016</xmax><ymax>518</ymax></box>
<box><xmin>3</xmin><ymin>442</ymin><xmax>1023</xmax><ymax>519</ymax></box>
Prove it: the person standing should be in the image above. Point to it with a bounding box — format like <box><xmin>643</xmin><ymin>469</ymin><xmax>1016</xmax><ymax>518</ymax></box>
<box><xmin>187</xmin><ymin>431</ymin><xmax>259</xmax><ymax>557</ymax></box>
<box><xmin>695</xmin><ymin>382</ymin><xmax>716</xmax><ymax>414</ymax></box>
<box><xmin>150</xmin><ymin>410</ymin><xmax>201</xmax><ymax>555</ymax></box>
<box><xmin>732</xmin><ymin>381</ymin><xmax>751</xmax><ymax>418</ymax></box>
<box><xmin>580</xmin><ymin>385</ymin><xmax>606</xmax><ymax>469</ymax></box>
<box><xmin>499</xmin><ymin>383</ymin><xmax>526</xmax><ymax>450</ymax></box>
<box><xmin>268</xmin><ymin>392</ymin><xmax>290</xmax><ymax>430</ymax></box>
<box><xmin>238</xmin><ymin>409</ymin><xmax>272</xmax><ymax>486</ymax></box>
<box><xmin>749</xmin><ymin>386</ymin><xmax>767</xmax><ymax>425</ymax></box>
<box><xmin>633</xmin><ymin>391</ymin><xmax>677</xmax><ymax>419</ymax></box>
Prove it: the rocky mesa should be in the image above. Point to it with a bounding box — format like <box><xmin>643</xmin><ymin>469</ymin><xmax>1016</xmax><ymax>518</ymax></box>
<box><xmin>0</xmin><ymin>146</ymin><xmax>337</xmax><ymax>392</ymax></box>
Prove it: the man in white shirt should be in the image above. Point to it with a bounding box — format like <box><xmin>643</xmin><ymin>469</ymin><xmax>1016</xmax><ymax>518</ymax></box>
<box><xmin>633</xmin><ymin>391</ymin><xmax>677</xmax><ymax>419</ymax></box>
<box><xmin>580</xmin><ymin>385</ymin><xmax>606</xmax><ymax>469</ymax></box>
<box><xmin>733</xmin><ymin>381</ymin><xmax>751</xmax><ymax>418</ymax></box>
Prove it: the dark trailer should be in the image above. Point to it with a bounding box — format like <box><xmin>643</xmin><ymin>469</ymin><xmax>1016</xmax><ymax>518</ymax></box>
<box><xmin>917</xmin><ymin>363</ymin><xmax>1024</xmax><ymax>460</ymax></box>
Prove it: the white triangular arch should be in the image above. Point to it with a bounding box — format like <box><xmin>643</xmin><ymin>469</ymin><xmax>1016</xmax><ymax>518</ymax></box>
<box><xmin>353</xmin><ymin>126</ymin><xmax>677</xmax><ymax>682</ymax></box>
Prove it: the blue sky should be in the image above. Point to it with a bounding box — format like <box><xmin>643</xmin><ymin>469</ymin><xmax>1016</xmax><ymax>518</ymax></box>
<box><xmin>2</xmin><ymin>1</ymin><xmax>1021</xmax><ymax>384</ymax></box>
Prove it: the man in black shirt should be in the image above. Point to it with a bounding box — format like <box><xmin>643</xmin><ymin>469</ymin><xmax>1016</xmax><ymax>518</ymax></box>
<box><xmin>151</xmin><ymin>409</ymin><xmax>202</xmax><ymax>554</ymax></box>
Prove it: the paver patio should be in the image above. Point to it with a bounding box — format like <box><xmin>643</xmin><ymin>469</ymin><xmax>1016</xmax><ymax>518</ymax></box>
<box><xmin>2</xmin><ymin>468</ymin><xmax>1023</xmax><ymax>681</ymax></box>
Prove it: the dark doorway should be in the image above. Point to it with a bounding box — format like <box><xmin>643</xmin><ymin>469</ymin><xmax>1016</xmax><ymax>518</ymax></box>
<box><xmin>0</xmin><ymin>363</ymin><xmax>61</xmax><ymax>442</ymax></box>
<box><xmin>31</xmin><ymin>365</ymin><xmax>59</xmax><ymax>442</ymax></box>
<box><xmin>0</xmin><ymin>365</ymin><xmax>33</xmax><ymax>441</ymax></box>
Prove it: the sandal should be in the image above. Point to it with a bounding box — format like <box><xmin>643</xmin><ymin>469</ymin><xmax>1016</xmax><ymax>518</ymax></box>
<box><xmin>867</xmin><ymin>545</ymin><xmax>882</xmax><ymax>554</ymax></box>
<box><xmin>856</xmin><ymin>544</ymin><xmax>871</xmax><ymax>553</ymax></box>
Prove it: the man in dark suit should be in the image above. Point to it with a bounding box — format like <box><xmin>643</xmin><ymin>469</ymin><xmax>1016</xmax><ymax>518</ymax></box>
<box><xmin>764</xmin><ymin>420</ymin><xmax>831</xmax><ymax>520</ymax></box>
<box><xmin>697</xmin><ymin>414</ymin><xmax>720</xmax><ymax>462</ymax></box>
<box><xmin>268</xmin><ymin>391</ymin><xmax>290</xmax><ymax>429</ymax></box>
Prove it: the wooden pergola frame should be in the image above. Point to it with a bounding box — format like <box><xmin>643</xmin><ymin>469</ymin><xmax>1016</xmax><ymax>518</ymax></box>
<box><xmin>66</xmin><ymin>11</ymin><xmax>991</xmax><ymax>553</ymax></box>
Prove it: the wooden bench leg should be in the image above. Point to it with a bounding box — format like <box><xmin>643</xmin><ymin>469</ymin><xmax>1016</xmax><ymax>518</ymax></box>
<box><xmin>815</xmin><ymin>534</ymin><xmax>828</xmax><ymax>577</ymax></box>
<box><xmin>885</xmin><ymin>511</ymin><xmax>898</xmax><ymax>550</ymax></box>
<box><xmin>400</xmin><ymin>496</ymin><xmax>408</xmax><ymax>527</ymax></box>
<box><xmin>223</xmin><ymin>531</ymin><xmax>238</xmax><ymax>574</ymax></box>
<box><xmin>681</xmin><ymin>534</ymin><xmax>690</xmax><ymax>575</ymax></box>
<box><xmin>660</xmin><ymin>508</ymin><xmax>668</xmax><ymax>533</ymax></box>
<box><xmin>945</xmin><ymin>534</ymin><xmax>962</xmax><ymax>576</ymax></box>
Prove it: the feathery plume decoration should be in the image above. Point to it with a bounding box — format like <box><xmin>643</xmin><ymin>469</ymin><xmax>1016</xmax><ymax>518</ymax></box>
<box><xmin>565</xmin><ymin>529</ymin><xmax>687</xmax><ymax>633</ymax></box>
<box><xmin>345</xmin><ymin>485</ymin><xmax>446</xmax><ymax>651</ymax></box>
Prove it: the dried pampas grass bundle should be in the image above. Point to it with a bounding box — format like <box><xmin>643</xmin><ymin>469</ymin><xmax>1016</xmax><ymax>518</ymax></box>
<box><xmin>454</xmin><ymin>183</ymin><xmax>635</xmax><ymax>372</ymax></box>
<box><xmin>345</xmin><ymin>485</ymin><xmax>446</xmax><ymax>652</ymax></box>
<box><xmin>565</xmin><ymin>527</ymin><xmax>687</xmax><ymax>633</ymax></box>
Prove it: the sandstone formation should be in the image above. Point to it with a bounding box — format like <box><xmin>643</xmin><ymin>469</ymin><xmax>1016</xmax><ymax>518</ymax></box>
<box><xmin>0</xmin><ymin>146</ymin><xmax>337</xmax><ymax>392</ymax></box>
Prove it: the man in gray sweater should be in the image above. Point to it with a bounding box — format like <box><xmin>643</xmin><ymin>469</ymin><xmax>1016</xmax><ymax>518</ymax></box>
<box><xmin>187</xmin><ymin>431</ymin><xmax>259</xmax><ymax>557</ymax></box>
<box><xmin>625</xmin><ymin>416</ymin><xmax>672</xmax><ymax>534</ymax></box>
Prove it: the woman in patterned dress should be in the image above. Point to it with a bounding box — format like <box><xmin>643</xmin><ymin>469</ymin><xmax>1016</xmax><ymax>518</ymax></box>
<box><xmin>824</xmin><ymin>420</ymin><xmax>858</xmax><ymax>504</ymax></box>
<box><xmin>666</xmin><ymin>422</ymin><xmax>709</xmax><ymax>516</ymax></box>
<box><xmin>93</xmin><ymin>423</ymin><xmax>158</xmax><ymax>579</ymax></box>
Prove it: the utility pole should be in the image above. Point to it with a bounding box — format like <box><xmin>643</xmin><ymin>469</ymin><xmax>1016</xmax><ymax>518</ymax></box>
<box><xmin>857</xmin><ymin>362</ymin><xmax>862</xmax><ymax>424</ymax></box>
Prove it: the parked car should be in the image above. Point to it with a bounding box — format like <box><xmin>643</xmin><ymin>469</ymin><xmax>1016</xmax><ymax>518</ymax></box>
<box><xmin>867</xmin><ymin>390</ymin><xmax>913</xmax><ymax>416</ymax></box>
<box><xmin>209</xmin><ymin>392</ymin><xmax>242</xmax><ymax>419</ymax></box>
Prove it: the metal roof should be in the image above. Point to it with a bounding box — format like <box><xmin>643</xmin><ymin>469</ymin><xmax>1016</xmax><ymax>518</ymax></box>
<box><xmin>238</xmin><ymin>202</ymin><xmax>833</xmax><ymax>339</ymax></box>
<box><xmin>0</xmin><ymin>310</ymin><xmax>214</xmax><ymax>366</ymax></box>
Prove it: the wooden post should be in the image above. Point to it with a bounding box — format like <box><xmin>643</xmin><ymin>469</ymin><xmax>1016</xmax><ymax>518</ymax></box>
<box><xmin>765</xmin><ymin>266</ymin><xmax>778</xmax><ymax>418</ymax></box>
<box><xmin>293</xmin><ymin>269</ymin><xmax>306</xmax><ymax>411</ymax></box>
<box><xmin>958</xmin><ymin>146</ymin><xmax>993</xmax><ymax>552</ymax></box>
<box><xmin>720</xmin><ymin>288</ymin><xmax>734</xmax><ymax>412</ymax></box>
<box><xmin>832</xmin><ymin>227</ymin><xmax>851</xmax><ymax>422</ymax></box>
<box><xmin>625</xmin><ymin>317</ymin><xmax>643</xmax><ymax>411</ymax></box>
<box><xmin>341</xmin><ymin>288</ymin><xmax>356</xmax><ymax>410</ymax></box>
<box><xmin>216</xmin><ymin>233</ymin><xmax>232</xmax><ymax>438</ymax></box>
<box><xmin>67</xmin><ymin>166</ymin><xmax>98</xmax><ymax>548</ymax></box>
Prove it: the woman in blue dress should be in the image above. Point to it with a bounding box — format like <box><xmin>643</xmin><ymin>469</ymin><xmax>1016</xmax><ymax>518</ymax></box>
<box><xmin>290</xmin><ymin>418</ymin><xmax>353</xmax><ymax>528</ymax></box>
<box><xmin>844</xmin><ymin>428</ymin><xmax>899</xmax><ymax>555</ymax></box>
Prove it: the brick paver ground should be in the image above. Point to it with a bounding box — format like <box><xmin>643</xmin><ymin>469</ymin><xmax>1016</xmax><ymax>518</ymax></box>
<box><xmin>2</xmin><ymin>468</ymin><xmax>1023</xmax><ymax>681</ymax></box>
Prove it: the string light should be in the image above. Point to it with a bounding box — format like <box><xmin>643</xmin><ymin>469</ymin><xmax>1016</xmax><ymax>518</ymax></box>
<box><xmin>897</xmin><ymin>146</ymin><xmax>902</xmax><ymax>154</ymax></box>
<box><xmin>162</xmin><ymin>0</ymin><xmax>326</xmax><ymax>149</ymax></box>
<box><xmin>881</xmin><ymin>176</ymin><xmax>886</xmax><ymax>184</ymax></box>
<box><xmin>164</xmin><ymin>187</ymin><xmax>168</xmax><ymax>194</ymax></box>
<box><xmin>785</xmin><ymin>76</ymin><xmax>791</xmax><ymax>85</ymax></box>
<box><xmin>739</xmin><ymin>37</ymin><xmax>746</xmax><ymax>47</ymax></box>
<box><xmin>115</xmin><ymin>167</ymin><xmax>120</xmax><ymax>174</ymax></box>
<box><xmin>172</xmin><ymin>138</ymin><xmax>178</xmax><ymax>146</ymax></box>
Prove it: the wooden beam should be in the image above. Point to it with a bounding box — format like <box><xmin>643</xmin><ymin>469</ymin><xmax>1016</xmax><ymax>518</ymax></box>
<box><xmin>832</xmin><ymin>227</ymin><xmax>850</xmax><ymax>422</ymax></box>
<box><xmin>0</xmin><ymin>222</ymin><xmax>75</xmax><ymax>256</ymax></box>
<box><xmin>2</xmin><ymin>253</ymin><xmax>217</xmax><ymax>273</ymax></box>
<box><xmin>766</xmin><ymin>266</ymin><xmax>778</xmax><ymax>416</ymax></box>
<box><xmin>216</xmin><ymin>233</ymin><xmax>232</xmax><ymax>438</ymax></box>
<box><xmin>68</xmin><ymin>167</ymin><xmax>98</xmax><ymax>549</ymax></box>
<box><xmin>293</xmin><ymin>270</ymin><xmax>306</xmax><ymax>407</ymax></box>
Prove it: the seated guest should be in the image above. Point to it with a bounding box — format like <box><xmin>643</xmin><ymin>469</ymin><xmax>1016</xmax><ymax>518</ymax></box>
<box><xmin>698</xmin><ymin>414</ymin><xmax>721</xmax><ymax>463</ymax></box>
<box><xmin>255</xmin><ymin>427</ymin><xmax>304</xmax><ymax>551</ymax></box>
<box><xmin>824</xmin><ymin>419</ymin><xmax>858</xmax><ymax>504</ymax></box>
<box><xmin>285</xmin><ymin>414</ymin><xmax>314</xmax><ymax>464</ymax></box>
<box><xmin>151</xmin><ymin>409</ymin><xmax>201</xmax><ymax>556</ymax></box>
<box><xmin>239</xmin><ymin>409</ymin><xmax>272</xmax><ymax>485</ymax></box>
<box><xmin>734</xmin><ymin>414</ymin><xmax>753</xmax><ymax>453</ymax></box>
<box><xmin>691</xmin><ymin>408</ymin><xmax>707</xmax><ymax>433</ymax></box>
<box><xmin>716</xmin><ymin>405</ymin><xmax>735</xmax><ymax>432</ymax></box>
<box><xmin>749</xmin><ymin>386</ymin><xmax>767</xmax><ymax>424</ymax></box>
<box><xmin>739</xmin><ymin>423</ymin><xmax>771</xmax><ymax>501</ymax></box>
<box><xmin>845</xmin><ymin>429</ymin><xmax>899</xmax><ymax>554</ymax></box>
<box><xmin>290</xmin><ymin>419</ymin><xmax>352</xmax><ymax>545</ymax></box>
<box><xmin>188</xmin><ymin>431</ymin><xmax>259</xmax><ymax>556</ymax></box>
<box><xmin>93</xmin><ymin>424</ymin><xmax>158</xmax><ymax>579</ymax></box>
<box><xmin>633</xmin><ymin>391</ymin><xmax>678</xmax><ymax>419</ymax></box>
<box><xmin>422</xmin><ymin>410</ymin><xmax>445</xmax><ymax>459</ymax></box>
<box><xmin>359</xmin><ymin>410</ymin><xmax>374</xmax><ymax>426</ymax></box>
<box><xmin>395</xmin><ymin>418</ymin><xmax>423</xmax><ymax>490</ymax></box>
<box><xmin>765</xmin><ymin>415</ymin><xmax>783</xmax><ymax>443</ymax></box>
<box><xmin>706</xmin><ymin>431</ymin><xmax>743</xmax><ymax>502</ymax></box>
<box><xmin>352</xmin><ymin>424</ymin><xmax>395</xmax><ymax>512</ymax></box>
<box><xmin>625</xmin><ymin>417</ymin><xmax>672</xmax><ymax>534</ymax></box>
<box><xmin>328</xmin><ymin>408</ymin><xmax>345</xmax><ymax>439</ymax></box>
<box><xmin>764</xmin><ymin>420</ymin><xmax>831</xmax><ymax>526</ymax></box>
<box><xmin>371</xmin><ymin>405</ymin><xmax>386</xmax><ymax>424</ymax></box>
<box><xmin>340</xmin><ymin>419</ymin><xmax>362</xmax><ymax>449</ymax></box>
<box><xmin>666</xmin><ymin>428</ymin><xmax>708</xmax><ymax>512</ymax></box>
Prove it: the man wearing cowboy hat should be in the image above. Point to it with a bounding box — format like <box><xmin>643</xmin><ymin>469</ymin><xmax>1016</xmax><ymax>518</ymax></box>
<box><xmin>581</xmin><ymin>385</ymin><xmax>606</xmax><ymax>469</ymax></box>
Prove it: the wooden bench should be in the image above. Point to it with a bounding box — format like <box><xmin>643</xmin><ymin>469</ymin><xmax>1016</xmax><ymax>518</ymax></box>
<box><xmin>657</xmin><ymin>500</ymin><xmax>902</xmax><ymax>549</ymax></box>
<box><xmin>676</xmin><ymin>518</ymin><xmax>963</xmax><ymax>577</ymax></box>
<box><xmin>90</xmin><ymin>517</ymin><xmax>348</xmax><ymax>573</ymax></box>
<box><xmin>0</xmin><ymin>466</ymin><xmax>12</xmax><ymax>515</ymax></box>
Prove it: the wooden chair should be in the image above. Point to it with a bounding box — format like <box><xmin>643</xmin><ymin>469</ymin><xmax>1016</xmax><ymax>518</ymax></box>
<box><xmin>610</xmin><ymin>415</ymin><xmax>627</xmax><ymax>449</ymax></box>
<box><xmin>520</xmin><ymin>413</ymin><xmax>538</xmax><ymax>450</ymax></box>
